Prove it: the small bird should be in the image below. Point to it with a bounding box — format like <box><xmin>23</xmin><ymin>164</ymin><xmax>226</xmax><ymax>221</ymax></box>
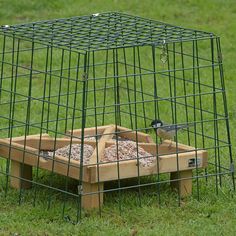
<box><xmin>150</xmin><ymin>119</ymin><xmax>189</xmax><ymax>145</ymax></box>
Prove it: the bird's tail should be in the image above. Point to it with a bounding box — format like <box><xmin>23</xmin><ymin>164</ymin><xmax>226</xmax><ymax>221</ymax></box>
<box><xmin>176</xmin><ymin>123</ymin><xmax>193</xmax><ymax>130</ymax></box>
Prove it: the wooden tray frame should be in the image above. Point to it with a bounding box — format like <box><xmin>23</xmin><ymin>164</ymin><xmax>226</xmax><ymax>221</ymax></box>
<box><xmin>0</xmin><ymin>124</ymin><xmax>208</xmax><ymax>209</ymax></box>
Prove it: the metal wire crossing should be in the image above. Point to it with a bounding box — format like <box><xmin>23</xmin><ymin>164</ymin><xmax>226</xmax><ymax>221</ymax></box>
<box><xmin>1</xmin><ymin>12</ymin><xmax>214</xmax><ymax>52</ymax></box>
<box><xmin>0</xmin><ymin>12</ymin><xmax>234</xmax><ymax>222</ymax></box>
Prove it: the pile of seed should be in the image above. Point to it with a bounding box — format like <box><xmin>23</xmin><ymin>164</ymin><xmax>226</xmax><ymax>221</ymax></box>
<box><xmin>103</xmin><ymin>141</ymin><xmax>156</xmax><ymax>167</ymax></box>
<box><xmin>84</xmin><ymin>136</ymin><xmax>96</xmax><ymax>141</ymax></box>
<box><xmin>40</xmin><ymin>141</ymin><xmax>155</xmax><ymax>167</ymax></box>
<box><xmin>40</xmin><ymin>144</ymin><xmax>94</xmax><ymax>165</ymax></box>
<box><xmin>112</xmin><ymin>136</ymin><xmax>130</xmax><ymax>141</ymax></box>
<box><xmin>80</xmin><ymin>134</ymin><xmax>103</xmax><ymax>140</ymax></box>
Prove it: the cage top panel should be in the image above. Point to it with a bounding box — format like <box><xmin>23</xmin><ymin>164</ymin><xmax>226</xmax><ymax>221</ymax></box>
<box><xmin>1</xmin><ymin>12</ymin><xmax>214</xmax><ymax>53</ymax></box>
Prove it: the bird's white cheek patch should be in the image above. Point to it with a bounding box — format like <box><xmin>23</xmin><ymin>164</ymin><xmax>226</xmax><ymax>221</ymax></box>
<box><xmin>153</xmin><ymin>123</ymin><xmax>162</xmax><ymax>128</ymax></box>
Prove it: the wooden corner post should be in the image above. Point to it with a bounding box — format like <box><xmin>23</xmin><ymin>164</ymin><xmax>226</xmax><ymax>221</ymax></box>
<box><xmin>10</xmin><ymin>160</ymin><xmax>33</xmax><ymax>189</ymax></box>
<box><xmin>81</xmin><ymin>125</ymin><xmax>114</xmax><ymax>209</ymax></box>
<box><xmin>81</xmin><ymin>182</ymin><xmax>104</xmax><ymax>209</ymax></box>
<box><xmin>170</xmin><ymin>170</ymin><xmax>192</xmax><ymax>197</ymax></box>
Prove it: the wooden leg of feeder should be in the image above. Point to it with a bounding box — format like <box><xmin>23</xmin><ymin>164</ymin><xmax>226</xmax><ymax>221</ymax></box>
<box><xmin>170</xmin><ymin>170</ymin><xmax>192</xmax><ymax>197</ymax></box>
<box><xmin>10</xmin><ymin>160</ymin><xmax>32</xmax><ymax>189</ymax></box>
<box><xmin>81</xmin><ymin>182</ymin><xmax>104</xmax><ymax>209</ymax></box>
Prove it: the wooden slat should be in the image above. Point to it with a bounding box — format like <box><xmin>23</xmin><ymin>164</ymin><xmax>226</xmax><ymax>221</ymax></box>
<box><xmin>4</xmin><ymin>136</ymin><xmax>96</xmax><ymax>150</ymax></box>
<box><xmin>89</xmin><ymin>125</ymin><xmax>115</xmax><ymax>165</ymax></box>
<box><xmin>0</xmin><ymin>139</ymin><xmax>89</xmax><ymax>181</ymax></box>
<box><xmin>7</xmin><ymin>133</ymin><xmax>50</xmax><ymax>142</ymax></box>
<box><xmin>0</xmin><ymin>138</ymin><xmax>39</xmax><ymax>158</ymax></box>
<box><xmin>68</xmin><ymin>124</ymin><xmax>153</xmax><ymax>143</ymax></box>
<box><xmin>160</xmin><ymin>140</ymin><xmax>197</xmax><ymax>151</ymax></box>
<box><xmin>105</xmin><ymin>141</ymin><xmax>198</xmax><ymax>156</ymax></box>
<box><xmin>66</xmin><ymin>125</ymin><xmax>112</xmax><ymax>138</ymax></box>
<box><xmin>0</xmin><ymin>132</ymin><xmax>208</xmax><ymax>186</ymax></box>
<box><xmin>159</xmin><ymin>150</ymin><xmax>208</xmax><ymax>172</ymax></box>
<box><xmin>116</xmin><ymin>125</ymin><xmax>153</xmax><ymax>143</ymax></box>
<box><xmin>89</xmin><ymin>149</ymin><xmax>208</xmax><ymax>183</ymax></box>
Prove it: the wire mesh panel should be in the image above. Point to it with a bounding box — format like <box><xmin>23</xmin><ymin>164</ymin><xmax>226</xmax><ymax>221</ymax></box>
<box><xmin>0</xmin><ymin>12</ymin><xmax>234</xmax><ymax>222</ymax></box>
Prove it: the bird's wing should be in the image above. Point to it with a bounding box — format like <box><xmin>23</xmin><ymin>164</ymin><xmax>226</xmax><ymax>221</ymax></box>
<box><xmin>157</xmin><ymin>128</ymin><xmax>174</xmax><ymax>140</ymax></box>
<box><xmin>162</xmin><ymin>124</ymin><xmax>189</xmax><ymax>132</ymax></box>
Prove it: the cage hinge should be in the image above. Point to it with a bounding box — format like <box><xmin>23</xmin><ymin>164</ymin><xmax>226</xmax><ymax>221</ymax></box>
<box><xmin>82</xmin><ymin>73</ymin><xmax>88</xmax><ymax>81</ymax></box>
<box><xmin>160</xmin><ymin>39</ymin><xmax>168</xmax><ymax>64</ymax></box>
<box><xmin>218</xmin><ymin>52</ymin><xmax>223</xmax><ymax>62</ymax></box>
<box><xmin>230</xmin><ymin>162</ymin><xmax>235</xmax><ymax>173</ymax></box>
<box><xmin>78</xmin><ymin>185</ymin><xmax>83</xmax><ymax>195</ymax></box>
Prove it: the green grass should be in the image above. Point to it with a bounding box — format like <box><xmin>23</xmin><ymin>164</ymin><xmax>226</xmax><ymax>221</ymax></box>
<box><xmin>1</xmin><ymin>0</ymin><xmax>236</xmax><ymax>235</ymax></box>
<box><xmin>0</xmin><ymin>186</ymin><xmax>236</xmax><ymax>235</ymax></box>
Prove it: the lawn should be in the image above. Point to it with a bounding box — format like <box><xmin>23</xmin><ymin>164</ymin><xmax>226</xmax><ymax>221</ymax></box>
<box><xmin>0</xmin><ymin>0</ymin><xmax>236</xmax><ymax>235</ymax></box>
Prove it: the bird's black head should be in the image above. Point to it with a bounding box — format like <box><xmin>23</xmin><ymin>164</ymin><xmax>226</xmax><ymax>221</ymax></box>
<box><xmin>151</xmin><ymin>119</ymin><xmax>163</xmax><ymax>129</ymax></box>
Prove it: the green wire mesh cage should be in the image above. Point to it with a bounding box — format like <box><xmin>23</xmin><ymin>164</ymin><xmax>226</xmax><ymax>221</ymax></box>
<box><xmin>0</xmin><ymin>12</ymin><xmax>234</xmax><ymax>222</ymax></box>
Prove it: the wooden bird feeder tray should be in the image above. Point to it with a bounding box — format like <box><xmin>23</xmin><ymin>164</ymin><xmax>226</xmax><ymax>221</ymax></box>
<box><xmin>0</xmin><ymin>124</ymin><xmax>208</xmax><ymax>209</ymax></box>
